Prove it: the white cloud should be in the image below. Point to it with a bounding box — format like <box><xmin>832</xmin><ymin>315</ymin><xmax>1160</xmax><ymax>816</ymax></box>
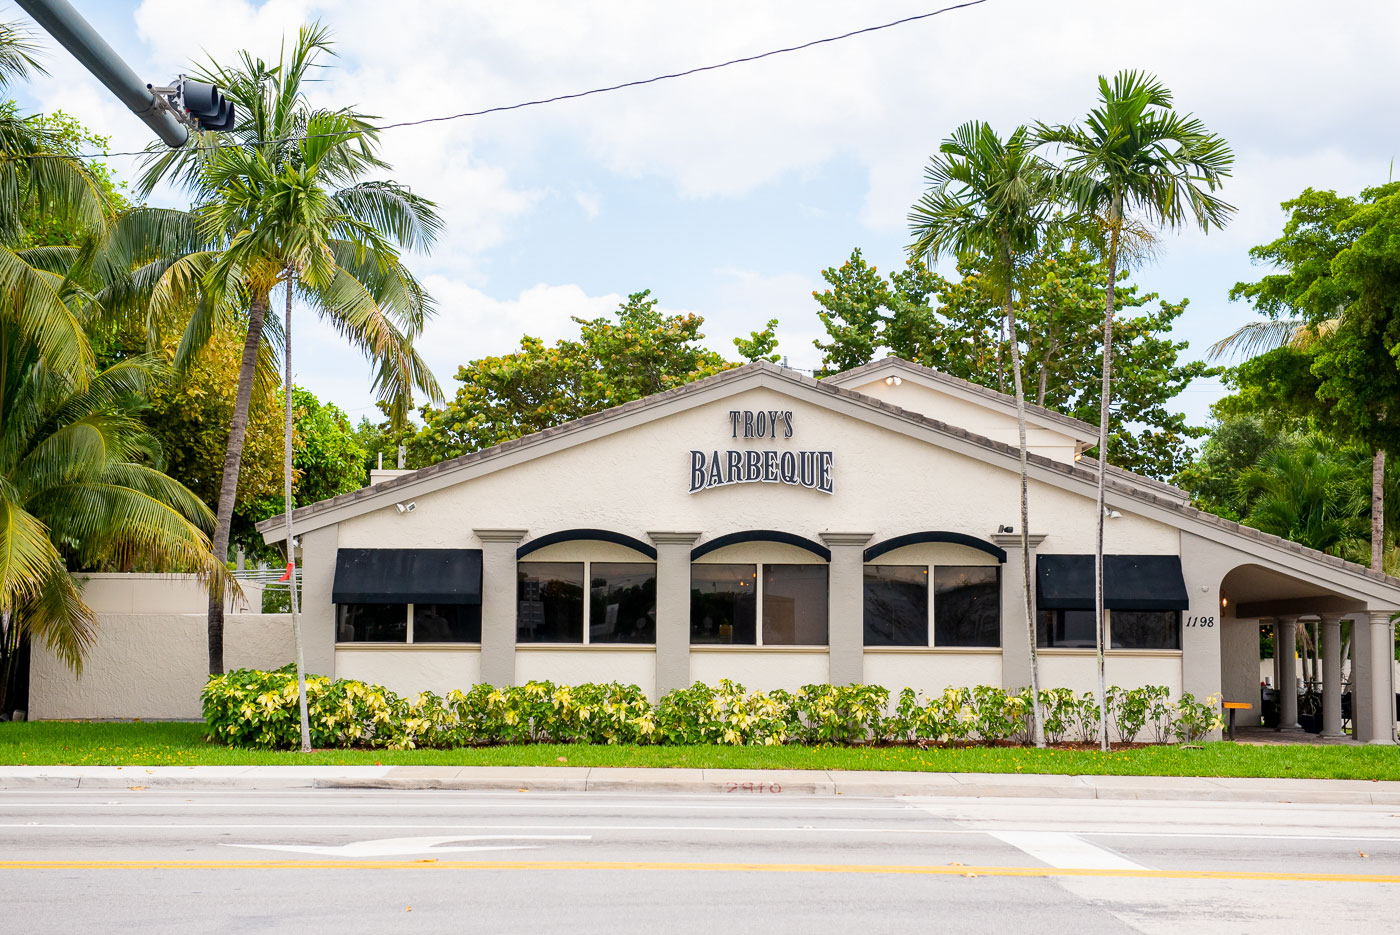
<box><xmin>573</xmin><ymin>189</ymin><xmax>601</xmax><ymax>219</ymax></box>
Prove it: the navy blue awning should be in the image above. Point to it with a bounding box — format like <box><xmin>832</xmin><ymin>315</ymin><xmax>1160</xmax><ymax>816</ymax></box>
<box><xmin>332</xmin><ymin>548</ymin><xmax>482</xmax><ymax>604</ymax></box>
<box><xmin>1036</xmin><ymin>554</ymin><xmax>1189</xmax><ymax>611</ymax></box>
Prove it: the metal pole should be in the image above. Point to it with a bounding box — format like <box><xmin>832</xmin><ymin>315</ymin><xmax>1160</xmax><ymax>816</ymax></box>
<box><xmin>16</xmin><ymin>0</ymin><xmax>188</xmax><ymax>147</ymax></box>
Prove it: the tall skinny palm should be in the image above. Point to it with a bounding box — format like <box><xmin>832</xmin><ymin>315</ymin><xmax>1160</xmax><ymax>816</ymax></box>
<box><xmin>139</xmin><ymin>26</ymin><xmax>442</xmax><ymax>750</ymax></box>
<box><xmin>909</xmin><ymin>122</ymin><xmax>1060</xmax><ymax>748</ymax></box>
<box><xmin>1038</xmin><ymin>72</ymin><xmax>1233</xmax><ymax>750</ymax></box>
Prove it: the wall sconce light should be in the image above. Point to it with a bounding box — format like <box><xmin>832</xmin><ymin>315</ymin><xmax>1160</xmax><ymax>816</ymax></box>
<box><xmin>884</xmin><ymin>375</ymin><xmax>902</xmax><ymax>386</ymax></box>
<box><xmin>1221</xmin><ymin>596</ymin><xmax>1229</xmax><ymax>608</ymax></box>
<box><xmin>395</xmin><ymin>502</ymin><xmax>417</xmax><ymax>514</ymax></box>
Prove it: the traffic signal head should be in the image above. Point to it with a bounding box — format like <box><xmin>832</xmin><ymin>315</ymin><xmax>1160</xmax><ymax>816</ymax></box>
<box><xmin>181</xmin><ymin>79</ymin><xmax>235</xmax><ymax>132</ymax></box>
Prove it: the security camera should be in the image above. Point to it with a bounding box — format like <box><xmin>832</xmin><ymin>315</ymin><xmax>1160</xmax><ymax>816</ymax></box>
<box><xmin>395</xmin><ymin>502</ymin><xmax>417</xmax><ymax>514</ymax></box>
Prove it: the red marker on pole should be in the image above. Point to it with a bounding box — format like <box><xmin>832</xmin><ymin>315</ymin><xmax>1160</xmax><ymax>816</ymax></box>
<box><xmin>279</xmin><ymin>562</ymin><xmax>294</xmax><ymax>582</ymax></box>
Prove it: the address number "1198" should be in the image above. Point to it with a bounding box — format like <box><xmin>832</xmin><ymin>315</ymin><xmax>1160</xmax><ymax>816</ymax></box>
<box><xmin>1185</xmin><ymin>615</ymin><xmax>1216</xmax><ymax>627</ymax></box>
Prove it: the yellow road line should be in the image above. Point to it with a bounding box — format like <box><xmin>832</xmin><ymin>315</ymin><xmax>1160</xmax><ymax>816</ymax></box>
<box><xmin>0</xmin><ymin>860</ymin><xmax>1397</xmax><ymax>883</ymax></box>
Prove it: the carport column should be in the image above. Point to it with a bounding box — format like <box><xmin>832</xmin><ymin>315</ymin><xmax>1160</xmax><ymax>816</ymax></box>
<box><xmin>821</xmin><ymin>532</ymin><xmax>873</xmax><ymax>686</ymax></box>
<box><xmin>1319</xmin><ymin>613</ymin><xmax>1345</xmax><ymax>738</ymax></box>
<box><xmin>992</xmin><ymin>532</ymin><xmax>1047</xmax><ymax>691</ymax></box>
<box><xmin>649</xmin><ymin>532</ymin><xmax>702</xmax><ymax>698</ymax></box>
<box><xmin>474</xmin><ymin>529</ymin><xmax>527</xmax><ymax>687</ymax></box>
<box><xmin>1276</xmin><ymin>616</ymin><xmax>1300</xmax><ymax>729</ymax></box>
<box><xmin>1362</xmin><ymin>609</ymin><xmax>1398</xmax><ymax>744</ymax></box>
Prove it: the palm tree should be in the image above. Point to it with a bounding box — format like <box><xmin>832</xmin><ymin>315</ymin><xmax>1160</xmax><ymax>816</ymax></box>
<box><xmin>0</xmin><ymin>339</ymin><xmax>227</xmax><ymax>710</ymax></box>
<box><xmin>909</xmin><ymin>121</ymin><xmax>1061</xmax><ymax>748</ymax></box>
<box><xmin>1038</xmin><ymin>72</ymin><xmax>1233</xmax><ymax>750</ymax></box>
<box><xmin>0</xmin><ymin>20</ymin><xmax>109</xmax><ymax>385</ymax></box>
<box><xmin>1240</xmin><ymin>442</ymin><xmax>1369</xmax><ymax>558</ymax></box>
<box><xmin>136</xmin><ymin>26</ymin><xmax>443</xmax><ymax>751</ymax></box>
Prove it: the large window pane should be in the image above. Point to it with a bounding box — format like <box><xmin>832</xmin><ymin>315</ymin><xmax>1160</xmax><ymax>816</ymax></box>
<box><xmin>1036</xmin><ymin>609</ymin><xmax>1098</xmax><ymax>648</ymax></box>
<box><xmin>413</xmin><ymin>604</ymin><xmax>482</xmax><ymax>643</ymax></box>
<box><xmin>336</xmin><ymin>603</ymin><xmax>407</xmax><ymax>642</ymax></box>
<box><xmin>517</xmin><ymin>562</ymin><xmax>584</xmax><ymax>643</ymax></box>
<box><xmin>863</xmin><ymin>565</ymin><xmax>927</xmax><ymax>646</ymax></box>
<box><xmin>763</xmin><ymin>564</ymin><xmax>829</xmax><ymax>646</ymax></box>
<box><xmin>590</xmin><ymin>562</ymin><xmax>657</xmax><ymax>644</ymax></box>
<box><xmin>1111</xmin><ymin>610</ymin><xmax>1181</xmax><ymax>650</ymax></box>
<box><xmin>690</xmin><ymin>564</ymin><xmax>757</xmax><ymax>644</ymax></box>
<box><xmin>934</xmin><ymin>566</ymin><xmax>1000</xmax><ymax>647</ymax></box>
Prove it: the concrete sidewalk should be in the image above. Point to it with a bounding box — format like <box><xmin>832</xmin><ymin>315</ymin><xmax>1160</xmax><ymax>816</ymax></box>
<box><xmin>3</xmin><ymin>764</ymin><xmax>1400</xmax><ymax>804</ymax></box>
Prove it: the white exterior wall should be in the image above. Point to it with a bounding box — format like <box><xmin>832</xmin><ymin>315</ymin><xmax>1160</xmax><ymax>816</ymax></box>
<box><xmin>863</xmin><ymin>651</ymin><xmax>1001</xmax><ymax>692</ymax></box>
<box><xmin>335</xmin><ymin>648</ymin><xmax>481</xmax><ymax>698</ymax></box>
<box><xmin>515</xmin><ymin>649</ymin><xmax>657</xmax><ymax>698</ymax></box>
<box><xmin>1037</xmin><ymin>651</ymin><xmax>1183</xmax><ymax>697</ymax></box>
<box><xmin>29</xmin><ymin>613</ymin><xmax>293</xmax><ymax>720</ymax></box>
<box><xmin>76</xmin><ymin>572</ymin><xmax>261</xmax><ymax>614</ymax></box>
<box><xmin>688</xmin><ymin>649</ymin><xmax>829</xmax><ymax>693</ymax></box>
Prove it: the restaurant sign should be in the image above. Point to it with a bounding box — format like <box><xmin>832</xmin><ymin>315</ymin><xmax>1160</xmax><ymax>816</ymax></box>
<box><xmin>689</xmin><ymin>409</ymin><xmax>833</xmax><ymax>494</ymax></box>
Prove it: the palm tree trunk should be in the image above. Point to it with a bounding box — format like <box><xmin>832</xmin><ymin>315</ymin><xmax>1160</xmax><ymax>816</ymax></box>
<box><xmin>1002</xmin><ymin>255</ymin><xmax>1044</xmax><ymax>748</ymax></box>
<box><xmin>206</xmin><ymin>292</ymin><xmax>271</xmax><ymax>675</ymax></box>
<box><xmin>1094</xmin><ymin>212</ymin><xmax>1122</xmax><ymax>752</ymax></box>
<box><xmin>1372</xmin><ymin>448</ymin><xmax>1385</xmax><ymax>571</ymax></box>
<box><xmin>283</xmin><ymin>273</ymin><xmax>311</xmax><ymax>754</ymax></box>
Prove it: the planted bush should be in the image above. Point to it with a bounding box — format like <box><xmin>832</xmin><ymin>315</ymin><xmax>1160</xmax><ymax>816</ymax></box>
<box><xmin>202</xmin><ymin>667</ymin><xmax>1227</xmax><ymax>751</ymax></box>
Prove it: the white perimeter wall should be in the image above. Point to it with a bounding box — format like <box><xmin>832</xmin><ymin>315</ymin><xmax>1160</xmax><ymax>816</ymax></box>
<box><xmin>28</xmin><ymin>613</ymin><xmax>293</xmax><ymax>720</ymax></box>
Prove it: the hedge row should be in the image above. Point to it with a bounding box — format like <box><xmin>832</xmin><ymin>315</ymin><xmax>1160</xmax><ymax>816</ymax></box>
<box><xmin>202</xmin><ymin>666</ymin><xmax>1224</xmax><ymax>750</ymax></box>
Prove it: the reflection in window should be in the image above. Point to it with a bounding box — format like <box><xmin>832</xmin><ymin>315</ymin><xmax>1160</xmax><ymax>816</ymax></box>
<box><xmin>517</xmin><ymin>562</ymin><xmax>584</xmax><ymax>643</ymax></box>
<box><xmin>934</xmin><ymin>566</ymin><xmax>1000</xmax><ymax>647</ymax></box>
<box><xmin>1036</xmin><ymin>609</ymin><xmax>1098</xmax><ymax>648</ymax></box>
<box><xmin>690</xmin><ymin>564</ymin><xmax>757</xmax><ymax>644</ymax></box>
<box><xmin>590</xmin><ymin>563</ymin><xmax>657</xmax><ymax>644</ymax></box>
<box><xmin>336</xmin><ymin>603</ymin><xmax>407</xmax><ymax>642</ymax></box>
<box><xmin>413</xmin><ymin>603</ymin><xmax>482</xmax><ymax>643</ymax></box>
<box><xmin>863</xmin><ymin>565</ymin><xmax>927</xmax><ymax>646</ymax></box>
<box><xmin>1111</xmin><ymin>610</ymin><xmax>1181</xmax><ymax>650</ymax></box>
<box><xmin>762</xmin><ymin>564</ymin><xmax>829</xmax><ymax>646</ymax></box>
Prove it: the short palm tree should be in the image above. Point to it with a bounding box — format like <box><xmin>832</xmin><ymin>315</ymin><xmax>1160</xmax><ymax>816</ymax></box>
<box><xmin>1240</xmin><ymin>443</ymin><xmax>1369</xmax><ymax>558</ymax></box>
<box><xmin>909</xmin><ymin>121</ymin><xmax>1061</xmax><ymax>748</ymax></box>
<box><xmin>136</xmin><ymin>25</ymin><xmax>443</xmax><ymax>753</ymax></box>
<box><xmin>0</xmin><ymin>338</ymin><xmax>227</xmax><ymax>710</ymax></box>
<box><xmin>1038</xmin><ymin>72</ymin><xmax>1233</xmax><ymax>749</ymax></box>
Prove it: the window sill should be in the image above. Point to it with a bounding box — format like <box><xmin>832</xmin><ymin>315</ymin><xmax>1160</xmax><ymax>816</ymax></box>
<box><xmin>690</xmin><ymin>645</ymin><xmax>830</xmax><ymax>653</ymax></box>
<box><xmin>863</xmin><ymin>646</ymin><xmax>1002</xmax><ymax>654</ymax></box>
<box><xmin>335</xmin><ymin>642</ymin><xmax>481</xmax><ymax>651</ymax></box>
<box><xmin>1037</xmin><ymin>648</ymin><xmax>1183</xmax><ymax>657</ymax></box>
<box><xmin>515</xmin><ymin>643</ymin><xmax>656</xmax><ymax>652</ymax></box>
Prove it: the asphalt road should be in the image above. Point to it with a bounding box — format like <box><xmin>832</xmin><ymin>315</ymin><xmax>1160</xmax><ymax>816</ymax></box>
<box><xmin>3</xmin><ymin>788</ymin><xmax>1399</xmax><ymax>934</ymax></box>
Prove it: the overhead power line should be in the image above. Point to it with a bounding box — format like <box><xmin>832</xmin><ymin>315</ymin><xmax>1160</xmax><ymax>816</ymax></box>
<box><xmin>28</xmin><ymin>0</ymin><xmax>989</xmax><ymax>160</ymax></box>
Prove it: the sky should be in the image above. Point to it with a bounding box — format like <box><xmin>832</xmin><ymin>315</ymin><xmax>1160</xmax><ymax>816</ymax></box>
<box><xmin>10</xmin><ymin>0</ymin><xmax>1400</xmax><ymax>429</ymax></box>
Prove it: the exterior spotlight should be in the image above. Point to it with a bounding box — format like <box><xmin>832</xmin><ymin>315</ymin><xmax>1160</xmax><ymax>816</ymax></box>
<box><xmin>395</xmin><ymin>502</ymin><xmax>417</xmax><ymax>514</ymax></box>
<box><xmin>996</xmin><ymin>524</ymin><xmax>1014</xmax><ymax>533</ymax></box>
<box><xmin>884</xmin><ymin>375</ymin><xmax>902</xmax><ymax>386</ymax></box>
<box><xmin>1104</xmin><ymin>508</ymin><xmax>1122</xmax><ymax>519</ymax></box>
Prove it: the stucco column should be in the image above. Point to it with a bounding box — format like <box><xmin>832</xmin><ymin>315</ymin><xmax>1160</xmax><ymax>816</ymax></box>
<box><xmin>1320</xmin><ymin>613</ymin><xmax>1344</xmax><ymax>738</ymax></box>
<box><xmin>992</xmin><ymin>532</ymin><xmax>1047</xmax><ymax>691</ymax></box>
<box><xmin>298</xmin><ymin>524</ymin><xmax>339</xmax><ymax>678</ymax></box>
<box><xmin>821</xmin><ymin>532</ymin><xmax>873</xmax><ymax>686</ymax></box>
<box><xmin>649</xmin><ymin>531</ymin><xmax>702</xmax><ymax>698</ymax></box>
<box><xmin>1361</xmin><ymin>610</ymin><xmax>1398</xmax><ymax>744</ymax></box>
<box><xmin>474</xmin><ymin>529</ymin><xmax>527</xmax><ymax>687</ymax></box>
<box><xmin>1276</xmin><ymin>616</ymin><xmax>1300</xmax><ymax>730</ymax></box>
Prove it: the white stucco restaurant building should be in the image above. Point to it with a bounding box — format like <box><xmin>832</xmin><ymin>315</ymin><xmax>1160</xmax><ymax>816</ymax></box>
<box><xmin>236</xmin><ymin>357</ymin><xmax>1396</xmax><ymax>742</ymax></box>
<box><xmin>26</xmin><ymin>356</ymin><xmax>1400</xmax><ymax>742</ymax></box>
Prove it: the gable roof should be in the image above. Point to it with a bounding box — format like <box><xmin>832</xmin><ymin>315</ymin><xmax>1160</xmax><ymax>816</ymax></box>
<box><xmin>256</xmin><ymin>358</ymin><xmax>1400</xmax><ymax>600</ymax></box>
<box><xmin>824</xmin><ymin>356</ymin><xmax>1101</xmax><ymax>445</ymax></box>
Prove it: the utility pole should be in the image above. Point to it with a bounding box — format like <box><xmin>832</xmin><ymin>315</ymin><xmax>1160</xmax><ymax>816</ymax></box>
<box><xmin>15</xmin><ymin>0</ymin><xmax>234</xmax><ymax>148</ymax></box>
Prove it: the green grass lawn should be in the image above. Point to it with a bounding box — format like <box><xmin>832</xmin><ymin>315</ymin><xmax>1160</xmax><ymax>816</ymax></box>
<box><xmin>1</xmin><ymin>721</ymin><xmax>1397</xmax><ymax>779</ymax></box>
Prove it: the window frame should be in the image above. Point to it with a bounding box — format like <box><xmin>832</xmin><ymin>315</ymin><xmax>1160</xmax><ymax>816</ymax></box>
<box><xmin>863</xmin><ymin>562</ymin><xmax>1002</xmax><ymax>648</ymax></box>
<box><xmin>691</xmin><ymin>561</ymin><xmax>830</xmax><ymax>647</ymax></box>
<box><xmin>334</xmin><ymin>602</ymin><xmax>481</xmax><ymax>645</ymax></box>
<box><xmin>518</xmin><ymin>559</ymin><xmax>658</xmax><ymax>646</ymax></box>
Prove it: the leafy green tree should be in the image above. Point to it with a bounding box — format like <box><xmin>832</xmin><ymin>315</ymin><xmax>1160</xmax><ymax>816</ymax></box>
<box><xmin>1039</xmin><ymin>71</ymin><xmax>1233</xmax><ymax>751</ymax></box>
<box><xmin>1173</xmin><ymin>415</ymin><xmax>1291</xmax><ymax>522</ymax></box>
<box><xmin>733</xmin><ymin>318</ymin><xmax>780</xmax><ymax>362</ymax></box>
<box><xmin>415</xmin><ymin>291</ymin><xmax>731</xmax><ymax>462</ymax></box>
<box><xmin>1222</xmin><ymin>183</ymin><xmax>1400</xmax><ymax>569</ymax></box>
<box><xmin>1240</xmin><ymin>439</ymin><xmax>1369</xmax><ymax>559</ymax></box>
<box><xmin>248</xmin><ymin>387</ymin><xmax>366</xmax><ymax>521</ymax></box>
<box><xmin>136</xmin><ymin>25</ymin><xmax>443</xmax><ymax>704</ymax></box>
<box><xmin>812</xmin><ymin>242</ymin><xmax>1212</xmax><ymax>478</ymax></box>
<box><xmin>908</xmin><ymin>121</ymin><xmax>1060</xmax><ymax>748</ymax></box>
